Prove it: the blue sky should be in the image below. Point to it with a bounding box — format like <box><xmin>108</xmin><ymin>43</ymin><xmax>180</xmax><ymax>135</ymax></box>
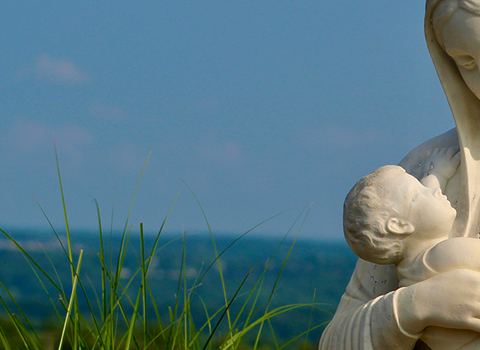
<box><xmin>0</xmin><ymin>1</ymin><xmax>456</xmax><ymax>240</ymax></box>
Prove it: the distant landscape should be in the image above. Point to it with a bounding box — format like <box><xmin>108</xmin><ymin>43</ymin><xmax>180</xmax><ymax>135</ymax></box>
<box><xmin>0</xmin><ymin>229</ymin><xmax>358</xmax><ymax>347</ymax></box>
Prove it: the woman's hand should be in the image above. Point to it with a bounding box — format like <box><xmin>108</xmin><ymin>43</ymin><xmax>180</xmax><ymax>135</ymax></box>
<box><xmin>423</xmin><ymin>146</ymin><xmax>460</xmax><ymax>180</ymax></box>
<box><xmin>395</xmin><ymin>269</ymin><xmax>480</xmax><ymax>335</ymax></box>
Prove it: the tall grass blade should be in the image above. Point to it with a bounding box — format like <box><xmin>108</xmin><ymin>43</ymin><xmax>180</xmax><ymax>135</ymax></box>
<box><xmin>253</xmin><ymin>206</ymin><xmax>311</xmax><ymax>349</ymax></box>
<box><xmin>0</xmin><ymin>327</ymin><xmax>12</xmax><ymax>350</ymax></box>
<box><xmin>183</xmin><ymin>182</ymin><xmax>233</xmax><ymax>332</ymax></box>
<box><xmin>57</xmin><ymin>250</ymin><xmax>83</xmax><ymax>350</ymax></box>
<box><xmin>303</xmin><ymin>289</ymin><xmax>316</xmax><ymax>349</ymax></box>
<box><xmin>202</xmin><ymin>266</ymin><xmax>253</xmax><ymax>350</ymax></box>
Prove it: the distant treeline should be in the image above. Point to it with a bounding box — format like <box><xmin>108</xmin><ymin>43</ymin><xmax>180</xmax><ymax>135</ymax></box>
<box><xmin>0</xmin><ymin>230</ymin><xmax>357</xmax><ymax>345</ymax></box>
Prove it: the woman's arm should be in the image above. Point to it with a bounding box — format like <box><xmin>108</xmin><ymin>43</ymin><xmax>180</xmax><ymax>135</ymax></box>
<box><xmin>319</xmin><ymin>259</ymin><xmax>421</xmax><ymax>350</ymax></box>
<box><xmin>319</xmin><ymin>260</ymin><xmax>480</xmax><ymax>349</ymax></box>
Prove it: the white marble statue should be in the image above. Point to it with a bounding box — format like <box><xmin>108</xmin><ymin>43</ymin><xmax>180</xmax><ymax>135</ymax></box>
<box><xmin>319</xmin><ymin>0</ymin><xmax>480</xmax><ymax>349</ymax></box>
<box><xmin>344</xmin><ymin>149</ymin><xmax>480</xmax><ymax>349</ymax></box>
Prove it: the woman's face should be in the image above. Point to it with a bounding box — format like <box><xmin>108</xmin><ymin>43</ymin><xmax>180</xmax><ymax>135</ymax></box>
<box><xmin>442</xmin><ymin>8</ymin><xmax>480</xmax><ymax>99</ymax></box>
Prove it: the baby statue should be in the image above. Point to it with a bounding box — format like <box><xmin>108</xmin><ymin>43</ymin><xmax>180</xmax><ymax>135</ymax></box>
<box><xmin>344</xmin><ymin>147</ymin><xmax>480</xmax><ymax>350</ymax></box>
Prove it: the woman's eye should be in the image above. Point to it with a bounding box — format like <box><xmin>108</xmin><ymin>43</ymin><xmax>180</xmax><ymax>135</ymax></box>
<box><xmin>456</xmin><ymin>55</ymin><xmax>477</xmax><ymax>70</ymax></box>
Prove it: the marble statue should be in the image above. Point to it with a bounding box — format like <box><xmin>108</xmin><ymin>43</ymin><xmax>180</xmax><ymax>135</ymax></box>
<box><xmin>344</xmin><ymin>150</ymin><xmax>480</xmax><ymax>349</ymax></box>
<box><xmin>318</xmin><ymin>0</ymin><xmax>480</xmax><ymax>349</ymax></box>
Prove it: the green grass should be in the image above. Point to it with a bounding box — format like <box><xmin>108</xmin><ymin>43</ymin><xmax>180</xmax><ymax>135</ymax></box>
<box><xmin>0</xmin><ymin>150</ymin><xmax>328</xmax><ymax>349</ymax></box>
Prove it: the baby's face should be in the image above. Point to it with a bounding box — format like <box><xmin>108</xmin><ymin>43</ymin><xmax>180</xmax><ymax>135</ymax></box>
<box><xmin>390</xmin><ymin>172</ymin><xmax>456</xmax><ymax>238</ymax></box>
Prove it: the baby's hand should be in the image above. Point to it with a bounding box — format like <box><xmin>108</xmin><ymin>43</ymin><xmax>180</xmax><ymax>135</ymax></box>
<box><xmin>423</xmin><ymin>146</ymin><xmax>460</xmax><ymax>180</ymax></box>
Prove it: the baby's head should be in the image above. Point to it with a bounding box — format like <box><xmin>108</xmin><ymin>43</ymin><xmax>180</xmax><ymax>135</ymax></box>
<box><xmin>343</xmin><ymin>165</ymin><xmax>456</xmax><ymax>265</ymax></box>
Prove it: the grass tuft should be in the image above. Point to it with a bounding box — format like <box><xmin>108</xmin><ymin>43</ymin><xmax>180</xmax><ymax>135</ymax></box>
<box><xmin>0</xmin><ymin>152</ymin><xmax>326</xmax><ymax>349</ymax></box>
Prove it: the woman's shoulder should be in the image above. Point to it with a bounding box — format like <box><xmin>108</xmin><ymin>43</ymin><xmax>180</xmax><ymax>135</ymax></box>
<box><xmin>399</xmin><ymin>128</ymin><xmax>458</xmax><ymax>179</ymax></box>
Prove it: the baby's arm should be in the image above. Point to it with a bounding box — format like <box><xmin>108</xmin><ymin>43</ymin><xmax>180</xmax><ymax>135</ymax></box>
<box><xmin>428</xmin><ymin>237</ymin><xmax>480</xmax><ymax>273</ymax></box>
<box><xmin>420</xmin><ymin>146</ymin><xmax>460</xmax><ymax>191</ymax></box>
